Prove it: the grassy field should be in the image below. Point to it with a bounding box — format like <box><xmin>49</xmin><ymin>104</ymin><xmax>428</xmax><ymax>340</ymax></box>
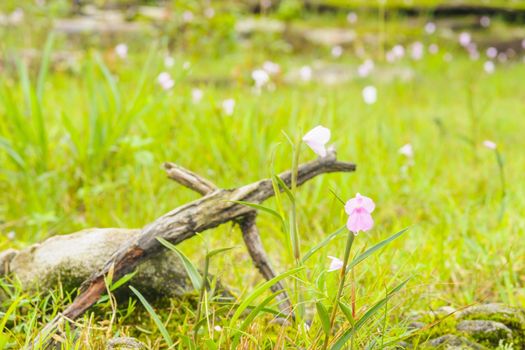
<box><xmin>1</xmin><ymin>1</ymin><xmax>525</xmax><ymax>349</ymax></box>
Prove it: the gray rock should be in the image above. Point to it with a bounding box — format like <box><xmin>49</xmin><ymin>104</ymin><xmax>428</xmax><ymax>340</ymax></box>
<box><xmin>6</xmin><ymin>228</ymin><xmax>195</xmax><ymax>298</ymax></box>
<box><xmin>301</xmin><ymin>28</ymin><xmax>356</xmax><ymax>47</ymax></box>
<box><xmin>0</xmin><ymin>248</ymin><xmax>18</xmax><ymax>275</ymax></box>
<box><xmin>428</xmin><ymin>334</ymin><xmax>485</xmax><ymax>349</ymax></box>
<box><xmin>456</xmin><ymin>320</ymin><xmax>512</xmax><ymax>345</ymax></box>
<box><xmin>107</xmin><ymin>336</ymin><xmax>146</xmax><ymax>349</ymax></box>
<box><xmin>456</xmin><ymin>303</ymin><xmax>525</xmax><ymax>331</ymax></box>
<box><xmin>235</xmin><ymin>17</ymin><xmax>285</xmax><ymax>37</ymax></box>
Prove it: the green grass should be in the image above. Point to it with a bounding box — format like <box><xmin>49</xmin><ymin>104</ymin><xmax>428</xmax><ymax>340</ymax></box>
<box><xmin>1</xmin><ymin>3</ymin><xmax>525</xmax><ymax>349</ymax></box>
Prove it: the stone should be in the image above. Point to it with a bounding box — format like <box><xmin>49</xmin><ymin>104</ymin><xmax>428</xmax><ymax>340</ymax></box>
<box><xmin>5</xmin><ymin>228</ymin><xmax>195</xmax><ymax>298</ymax></box>
<box><xmin>428</xmin><ymin>334</ymin><xmax>485</xmax><ymax>349</ymax></box>
<box><xmin>456</xmin><ymin>303</ymin><xmax>525</xmax><ymax>331</ymax></box>
<box><xmin>456</xmin><ymin>320</ymin><xmax>512</xmax><ymax>345</ymax></box>
<box><xmin>235</xmin><ymin>17</ymin><xmax>285</xmax><ymax>37</ymax></box>
<box><xmin>0</xmin><ymin>248</ymin><xmax>18</xmax><ymax>275</ymax></box>
<box><xmin>301</xmin><ymin>28</ymin><xmax>356</xmax><ymax>47</ymax></box>
<box><xmin>107</xmin><ymin>336</ymin><xmax>146</xmax><ymax>350</ymax></box>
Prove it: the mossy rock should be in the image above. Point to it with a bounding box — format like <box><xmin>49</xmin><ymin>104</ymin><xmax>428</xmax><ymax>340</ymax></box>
<box><xmin>405</xmin><ymin>304</ymin><xmax>525</xmax><ymax>349</ymax></box>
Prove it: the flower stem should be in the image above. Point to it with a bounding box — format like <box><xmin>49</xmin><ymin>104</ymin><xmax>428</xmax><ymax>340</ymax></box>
<box><xmin>322</xmin><ymin>232</ymin><xmax>355</xmax><ymax>350</ymax></box>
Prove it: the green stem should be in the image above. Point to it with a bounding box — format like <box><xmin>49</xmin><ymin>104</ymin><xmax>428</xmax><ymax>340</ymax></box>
<box><xmin>495</xmin><ymin>150</ymin><xmax>506</xmax><ymax>222</ymax></box>
<box><xmin>322</xmin><ymin>232</ymin><xmax>355</xmax><ymax>350</ymax></box>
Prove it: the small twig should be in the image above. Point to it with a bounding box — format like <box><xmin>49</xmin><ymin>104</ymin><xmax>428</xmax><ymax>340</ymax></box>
<box><xmin>163</xmin><ymin>162</ymin><xmax>217</xmax><ymax>195</ymax></box>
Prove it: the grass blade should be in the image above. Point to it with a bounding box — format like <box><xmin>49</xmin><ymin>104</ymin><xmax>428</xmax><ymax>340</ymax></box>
<box><xmin>316</xmin><ymin>301</ymin><xmax>331</xmax><ymax>335</ymax></box>
<box><xmin>302</xmin><ymin>225</ymin><xmax>346</xmax><ymax>263</ymax></box>
<box><xmin>346</xmin><ymin>228</ymin><xmax>409</xmax><ymax>271</ymax></box>
<box><xmin>331</xmin><ymin>279</ymin><xmax>409</xmax><ymax>350</ymax></box>
<box><xmin>158</xmin><ymin>237</ymin><xmax>202</xmax><ymax>290</ymax></box>
<box><xmin>129</xmin><ymin>286</ymin><xmax>173</xmax><ymax>347</ymax></box>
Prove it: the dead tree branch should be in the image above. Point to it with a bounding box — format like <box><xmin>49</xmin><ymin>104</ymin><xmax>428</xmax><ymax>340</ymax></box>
<box><xmin>30</xmin><ymin>150</ymin><xmax>355</xmax><ymax>348</ymax></box>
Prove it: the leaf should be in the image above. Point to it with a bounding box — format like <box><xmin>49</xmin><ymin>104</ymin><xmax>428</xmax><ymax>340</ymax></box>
<box><xmin>273</xmin><ymin>175</ymin><xmax>294</xmax><ymax>203</ymax></box>
<box><xmin>129</xmin><ymin>286</ymin><xmax>173</xmax><ymax>347</ymax></box>
<box><xmin>206</xmin><ymin>246</ymin><xmax>235</xmax><ymax>260</ymax></box>
<box><xmin>229</xmin><ymin>267</ymin><xmax>303</xmax><ymax>330</ymax></box>
<box><xmin>330</xmin><ymin>279</ymin><xmax>409</xmax><ymax>350</ymax></box>
<box><xmin>337</xmin><ymin>301</ymin><xmax>354</xmax><ymax>325</ymax></box>
<box><xmin>36</xmin><ymin>32</ymin><xmax>55</xmax><ymax>102</ymax></box>
<box><xmin>346</xmin><ymin>228</ymin><xmax>409</xmax><ymax>272</ymax></box>
<box><xmin>316</xmin><ymin>301</ymin><xmax>331</xmax><ymax>335</ymax></box>
<box><xmin>302</xmin><ymin>225</ymin><xmax>346</xmax><ymax>263</ymax></box>
<box><xmin>157</xmin><ymin>237</ymin><xmax>202</xmax><ymax>290</ymax></box>
<box><xmin>231</xmin><ymin>200</ymin><xmax>286</xmax><ymax>227</ymax></box>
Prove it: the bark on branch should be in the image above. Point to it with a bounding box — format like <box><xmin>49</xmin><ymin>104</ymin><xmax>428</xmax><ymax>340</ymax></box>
<box><xmin>30</xmin><ymin>150</ymin><xmax>355</xmax><ymax>348</ymax></box>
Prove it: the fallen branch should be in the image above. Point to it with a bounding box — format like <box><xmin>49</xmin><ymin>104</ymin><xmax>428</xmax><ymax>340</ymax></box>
<box><xmin>30</xmin><ymin>150</ymin><xmax>355</xmax><ymax>348</ymax></box>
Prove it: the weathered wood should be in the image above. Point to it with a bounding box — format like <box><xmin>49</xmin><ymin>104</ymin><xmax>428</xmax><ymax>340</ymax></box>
<box><xmin>30</xmin><ymin>151</ymin><xmax>355</xmax><ymax>348</ymax></box>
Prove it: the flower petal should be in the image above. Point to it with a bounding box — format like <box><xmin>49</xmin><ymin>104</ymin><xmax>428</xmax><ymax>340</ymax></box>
<box><xmin>303</xmin><ymin>126</ymin><xmax>331</xmax><ymax>157</ymax></box>
<box><xmin>327</xmin><ymin>256</ymin><xmax>344</xmax><ymax>272</ymax></box>
<box><xmin>346</xmin><ymin>209</ymin><xmax>374</xmax><ymax>234</ymax></box>
<box><xmin>345</xmin><ymin>193</ymin><xmax>375</xmax><ymax>214</ymax></box>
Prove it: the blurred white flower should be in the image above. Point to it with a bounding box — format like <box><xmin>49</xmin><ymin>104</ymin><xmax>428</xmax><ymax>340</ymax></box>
<box><xmin>9</xmin><ymin>8</ymin><xmax>24</xmax><ymax>24</ymax></box>
<box><xmin>399</xmin><ymin>143</ymin><xmax>414</xmax><ymax>158</ymax></box>
<box><xmin>331</xmin><ymin>45</ymin><xmax>343</xmax><ymax>58</ymax></box>
<box><xmin>214</xmin><ymin>325</ymin><xmax>222</xmax><ymax>332</ymax></box>
<box><xmin>346</xmin><ymin>11</ymin><xmax>357</xmax><ymax>24</ymax></box>
<box><xmin>183</xmin><ymin>61</ymin><xmax>191</xmax><ymax>70</ymax></box>
<box><xmin>486</xmin><ymin>47</ymin><xmax>497</xmax><ymax>59</ymax></box>
<box><xmin>328</xmin><ymin>256</ymin><xmax>344</xmax><ymax>272</ymax></box>
<box><xmin>411</xmin><ymin>42</ymin><xmax>424</xmax><ymax>60</ymax></box>
<box><xmin>299</xmin><ymin>66</ymin><xmax>313</xmax><ymax>82</ymax></box>
<box><xmin>252</xmin><ymin>69</ymin><xmax>270</xmax><ymax>88</ymax></box>
<box><xmin>425</xmin><ymin>22</ymin><xmax>436</xmax><ymax>34</ymax></box>
<box><xmin>222</xmin><ymin>98</ymin><xmax>235</xmax><ymax>116</ymax></box>
<box><xmin>7</xmin><ymin>231</ymin><xmax>15</xmax><ymax>240</ymax></box>
<box><xmin>182</xmin><ymin>10</ymin><xmax>194</xmax><ymax>23</ymax></box>
<box><xmin>522</xmin><ymin>39</ymin><xmax>525</xmax><ymax>49</ymax></box>
<box><xmin>497</xmin><ymin>53</ymin><xmax>507</xmax><ymax>63</ymax></box>
<box><xmin>483</xmin><ymin>140</ymin><xmax>497</xmax><ymax>149</ymax></box>
<box><xmin>392</xmin><ymin>45</ymin><xmax>405</xmax><ymax>59</ymax></box>
<box><xmin>358</xmin><ymin>59</ymin><xmax>374</xmax><ymax>77</ymax></box>
<box><xmin>480</xmin><ymin>16</ymin><xmax>491</xmax><ymax>28</ymax></box>
<box><xmin>262</xmin><ymin>61</ymin><xmax>280</xmax><ymax>75</ymax></box>
<box><xmin>444</xmin><ymin>53</ymin><xmax>453</xmax><ymax>62</ymax></box>
<box><xmin>484</xmin><ymin>61</ymin><xmax>495</xmax><ymax>74</ymax></box>
<box><xmin>192</xmin><ymin>88</ymin><xmax>203</xmax><ymax>103</ymax></box>
<box><xmin>362</xmin><ymin>85</ymin><xmax>377</xmax><ymax>105</ymax></box>
<box><xmin>164</xmin><ymin>56</ymin><xmax>175</xmax><ymax>68</ymax></box>
<box><xmin>115</xmin><ymin>43</ymin><xmax>128</xmax><ymax>59</ymax></box>
<box><xmin>459</xmin><ymin>32</ymin><xmax>471</xmax><ymax>47</ymax></box>
<box><xmin>428</xmin><ymin>44</ymin><xmax>439</xmax><ymax>54</ymax></box>
<box><xmin>157</xmin><ymin>72</ymin><xmax>174</xmax><ymax>90</ymax></box>
<box><xmin>204</xmin><ymin>7</ymin><xmax>215</xmax><ymax>18</ymax></box>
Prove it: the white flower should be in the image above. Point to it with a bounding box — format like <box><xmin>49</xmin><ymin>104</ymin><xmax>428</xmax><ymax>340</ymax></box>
<box><xmin>214</xmin><ymin>325</ymin><xmax>222</xmax><ymax>332</ymax></box>
<box><xmin>358</xmin><ymin>59</ymin><xmax>374</xmax><ymax>77</ymax></box>
<box><xmin>411</xmin><ymin>42</ymin><xmax>424</xmax><ymax>60</ymax></box>
<box><xmin>480</xmin><ymin>16</ymin><xmax>490</xmax><ymax>28</ymax></box>
<box><xmin>7</xmin><ymin>231</ymin><xmax>15</xmax><ymax>240</ymax></box>
<box><xmin>182</xmin><ymin>10</ymin><xmax>194</xmax><ymax>23</ymax></box>
<box><xmin>483</xmin><ymin>140</ymin><xmax>497</xmax><ymax>150</ymax></box>
<box><xmin>346</xmin><ymin>12</ymin><xmax>357</xmax><ymax>24</ymax></box>
<box><xmin>486</xmin><ymin>47</ymin><xmax>497</xmax><ymax>59</ymax></box>
<box><xmin>262</xmin><ymin>61</ymin><xmax>280</xmax><ymax>75</ymax></box>
<box><xmin>327</xmin><ymin>256</ymin><xmax>344</xmax><ymax>272</ymax></box>
<box><xmin>115</xmin><ymin>43</ymin><xmax>128</xmax><ymax>59</ymax></box>
<box><xmin>425</xmin><ymin>22</ymin><xmax>436</xmax><ymax>34</ymax></box>
<box><xmin>459</xmin><ymin>32</ymin><xmax>471</xmax><ymax>47</ymax></box>
<box><xmin>303</xmin><ymin>125</ymin><xmax>331</xmax><ymax>157</ymax></box>
<box><xmin>222</xmin><ymin>98</ymin><xmax>235</xmax><ymax>116</ymax></box>
<box><xmin>192</xmin><ymin>88</ymin><xmax>203</xmax><ymax>103</ymax></box>
<box><xmin>204</xmin><ymin>7</ymin><xmax>215</xmax><ymax>18</ymax></box>
<box><xmin>299</xmin><ymin>66</ymin><xmax>312</xmax><ymax>82</ymax></box>
<box><xmin>428</xmin><ymin>44</ymin><xmax>439</xmax><ymax>54</ymax></box>
<box><xmin>398</xmin><ymin>143</ymin><xmax>414</xmax><ymax>158</ymax></box>
<box><xmin>484</xmin><ymin>61</ymin><xmax>495</xmax><ymax>74</ymax></box>
<box><xmin>164</xmin><ymin>56</ymin><xmax>175</xmax><ymax>68</ymax></box>
<box><xmin>157</xmin><ymin>72</ymin><xmax>174</xmax><ymax>90</ymax></box>
<box><xmin>252</xmin><ymin>69</ymin><xmax>270</xmax><ymax>88</ymax></box>
<box><xmin>362</xmin><ymin>86</ymin><xmax>377</xmax><ymax>105</ymax></box>
<box><xmin>331</xmin><ymin>45</ymin><xmax>343</xmax><ymax>58</ymax></box>
<box><xmin>183</xmin><ymin>61</ymin><xmax>191</xmax><ymax>70</ymax></box>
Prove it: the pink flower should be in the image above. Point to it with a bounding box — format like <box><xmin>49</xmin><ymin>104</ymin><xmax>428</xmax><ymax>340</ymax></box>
<box><xmin>483</xmin><ymin>140</ymin><xmax>497</xmax><ymax>150</ymax></box>
<box><xmin>303</xmin><ymin>125</ymin><xmax>331</xmax><ymax>157</ymax></box>
<box><xmin>327</xmin><ymin>256</ymin><xmax>344</xmax><ymax>272</ymax></box>
<box><xmin>345</xmin><ymin>193</ymin><xmax>375</xmax><ymax>234</ymax></box>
